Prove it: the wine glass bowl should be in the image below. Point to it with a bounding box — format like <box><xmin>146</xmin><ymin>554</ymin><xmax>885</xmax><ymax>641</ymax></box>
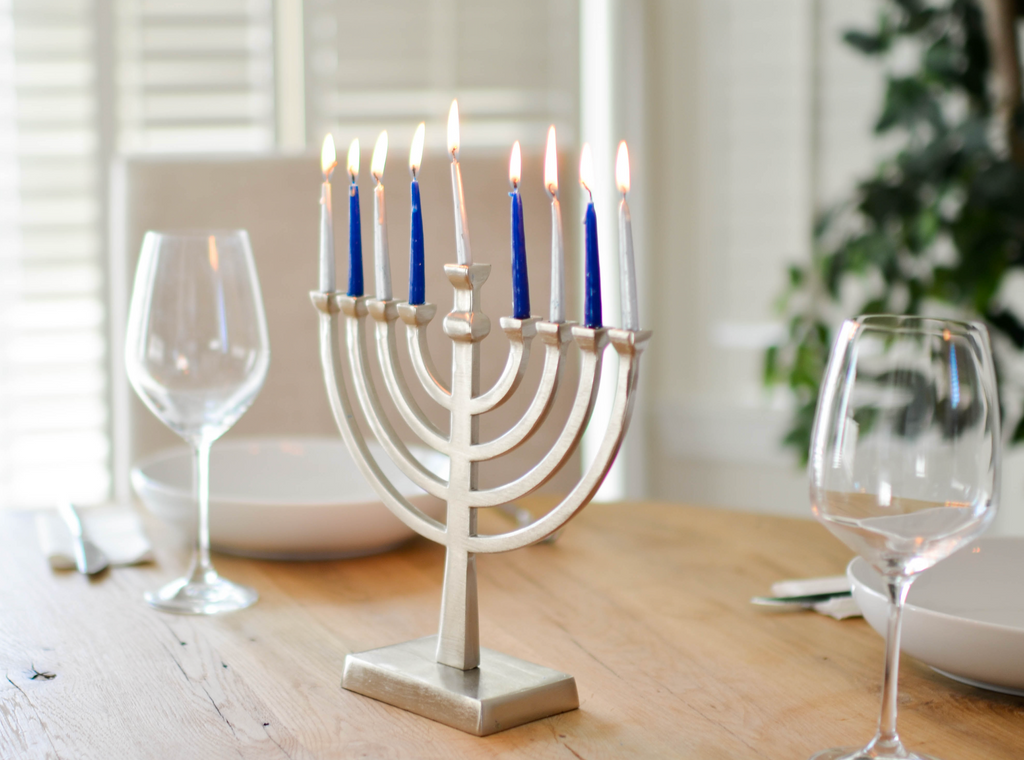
<box><xmin>125</xmin><ymin>230</ymin><xmax>270</xmax><ymax>614</ymax></box>
<box><xmin>808</xmin><ymin>315</ymin><xmax>999</xmax><ymax>760</ymax></box>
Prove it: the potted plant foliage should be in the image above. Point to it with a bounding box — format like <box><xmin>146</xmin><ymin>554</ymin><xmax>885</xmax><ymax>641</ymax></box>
<box><xmin>766</xmin><ymin>0</ymin><xmax>1024</xmax><ymax>459</ymax></box>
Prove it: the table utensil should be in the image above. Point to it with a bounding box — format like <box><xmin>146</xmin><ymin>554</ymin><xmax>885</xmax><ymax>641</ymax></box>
<box><xmin>57</xmin><ymin>502</ymin><xmax>109</xmax><ymax>575</ymax></box>
<box><xmin>850</xmin><ymin>537</ymin><xmax>1024</xmax><ymax>696</ymax></box>
<box><xmin>808</xmin><ymin>315</ymin><xmax>999</xmax><ymax>760</ymax></box>
<box><xmin>750</xmin><ymin>591</ymin><xmax>852</xmax><ymax>609</ymax></box>
<box><xmin>132</xmin><ymin>437</ymin><xmax>447</xmax><ymax>559</ymax></box>
<box><xmin>125</xmin><ymin>230</ymin><xmax>270</xmax><ymax>614</ymax></box>
<box><xmin>38</xmin><ymin>506</ymin><xmax>153</xmax><ymax>569</ymax></box>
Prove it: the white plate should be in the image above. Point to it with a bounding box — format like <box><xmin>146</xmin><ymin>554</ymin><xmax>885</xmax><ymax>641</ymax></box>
<box><xmin>849</xmin><ymin>537</ymin><xmax>1024</xmax><ymax>696</ymax></box>
<box><xmin>132</xmin><ymin>436</ymin><xmax>447</xmax><ymax>560</ymax></box>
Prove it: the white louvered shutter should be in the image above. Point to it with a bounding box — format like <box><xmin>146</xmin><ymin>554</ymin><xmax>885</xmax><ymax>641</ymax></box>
<box><xmin>0</xmin><ymin>0</ymin><xmax>109</xmax><ymax>508</ymax></box>
<box><xmin>115</xmin><ymin>0</ymin><xmax>276</xmax><ymax>153</ymax></box>
<box><xmin>303</xmin><ymin>0</ymin><xmax>579</xmax><ymax>149</ymax></box>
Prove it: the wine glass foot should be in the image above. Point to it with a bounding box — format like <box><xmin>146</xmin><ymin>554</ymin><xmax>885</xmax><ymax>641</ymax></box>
<box><xmin>144</xmin><ymin>574</ymin><xmax>258</xmax><ymax>615</ymax></box>
<box><xmin>810</xmin><ymin>748</ymin><xmax>940</xmax><ymax>760</ymax></box>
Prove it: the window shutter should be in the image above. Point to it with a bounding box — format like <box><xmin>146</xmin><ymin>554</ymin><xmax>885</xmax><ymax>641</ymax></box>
<box><xmin>115</xmin><ymin>0</ymin><xmax>276</xmax><ymax>153</ymax></box>
<box><xmin>0</xmin><ymin>0</ymin><xmax>109</xmax><ymax>507</ymax></box>
<box><xmin>303</xmin><ymin>0</ymin><xmax>578</xmax><ymax>149</ymax></box>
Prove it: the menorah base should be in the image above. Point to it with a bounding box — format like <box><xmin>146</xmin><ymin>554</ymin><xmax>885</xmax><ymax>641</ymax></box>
<box><xmin>341</xmin><ymin>635</ymin><xmax>579</xmax><ymax>735</ymax></box>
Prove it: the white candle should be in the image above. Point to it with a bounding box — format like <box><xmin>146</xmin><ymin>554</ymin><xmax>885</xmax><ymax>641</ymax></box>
<box><xmin>319</xmin><ymin>134</ymin><xmax>337</xmax><ymax>292</ymax></box>
<box><xmin>616</xmin><ymin>141</ymin><xmax>639</xmax><ymax>331</ymax></box>
<box><xmin>447</xmin><ymin>99</ymin><xmax>473</xmax><ymax>266</ymax></box>
<box><xmin>371</xmin><ymin>130</ymin><xmax>392</xmax><ymax>301</ymax></box>
<box><xmin>544</xmin><ymin>126</ymin><xmax>565</xmax><ymax>323</ymax></box>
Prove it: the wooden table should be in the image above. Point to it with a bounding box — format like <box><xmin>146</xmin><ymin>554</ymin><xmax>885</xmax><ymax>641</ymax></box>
<box><xmin>1</xmin><ymin>501</ymin><xmax>1021</xmax><ymax>759</ymax></box>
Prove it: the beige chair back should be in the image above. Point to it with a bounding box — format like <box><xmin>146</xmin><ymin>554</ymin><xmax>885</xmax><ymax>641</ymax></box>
<box><xmin>109</xmin><ymin>151</ymin><xmax>581</xmax><ymax>499</ymax></box>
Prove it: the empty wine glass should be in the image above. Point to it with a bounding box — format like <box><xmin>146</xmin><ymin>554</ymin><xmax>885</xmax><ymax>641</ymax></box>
<box><xmin>126</xmin><ymin>230</ymin><xmax>270</xmax><ymax>614</ymax></box>
<box><xmin>809</xmin><ymin>315</ymin><xmax>999</xmax><ymax>760</ymax></box>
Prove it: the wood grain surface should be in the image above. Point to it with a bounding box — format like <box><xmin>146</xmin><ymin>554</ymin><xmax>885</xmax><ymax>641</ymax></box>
<box><xmin>1</xmin><ymin>500</ymin><xmax>1021</xmax><ymax>759</ymax></box>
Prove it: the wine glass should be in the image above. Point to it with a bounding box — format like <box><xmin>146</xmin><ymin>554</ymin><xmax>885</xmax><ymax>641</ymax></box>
<box><xmin>809</xmin><ymin>315</ymin><xmax>999</xmax><ymax>760</ymax></box>
<box><xmin>125</xmin><ymin>230</ymin><xmax>270</xmax><ymax>614</ymax></box>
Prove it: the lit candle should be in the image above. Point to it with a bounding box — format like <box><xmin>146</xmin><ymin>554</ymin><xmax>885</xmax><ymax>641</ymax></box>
<box><xmin>346</xmin><ymin>138</ymin><xmax>364</xmax><ymax>297</ymax></box>
<box><xmin>371</xmin><ymin>130</ymin><xmax>392</xmax><ymax>301</ymax></box>
<box><xmin>508</xmin><ymin>141</ymin><xmax>530</xmax><ymax>319</ymax></box>
<box><xmin>579</xmin><ymin>143</ymin><xmax>602</xmax><ymax>328</ymax></box>
<box><xmin>447</xmin><ymin>99</ymin><xmax>473</xmax><ymax>266</ymax></box>
<box><xmin>544</xmin><ymin>126</ymin><xmax>564</xmax><ymax>323</ymax></box>
<box><xmin>319</xmin><ymin>134</ymin><xmax>337</xmax><ymax>292</ymax></box>
<box><xmin>616</xmin><ymin>141</ymin><xmax>639</xmax><ymax>331</ymax></box>
<box><xmin>409</xmin><ymin>122</ymin><xmax>426</xmax><ymax>305</ymax></box>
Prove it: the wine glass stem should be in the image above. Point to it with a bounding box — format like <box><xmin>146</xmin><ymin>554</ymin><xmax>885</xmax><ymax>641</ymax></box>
<box><xmin>875</xmin><ymin>577</ymin><xmax>913</xmax><ymax>749</ymax></box>
<box><xmin>189</xmin><ymin>440</ymin><xmax>216</xmax><ymax>583</ymax></box>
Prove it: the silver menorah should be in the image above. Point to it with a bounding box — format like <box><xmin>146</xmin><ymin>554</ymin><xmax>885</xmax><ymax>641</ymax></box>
<box><xmin>310</xmin><ymin>260</ymin><xmax>651</xmax><ymax>735</ymax></box>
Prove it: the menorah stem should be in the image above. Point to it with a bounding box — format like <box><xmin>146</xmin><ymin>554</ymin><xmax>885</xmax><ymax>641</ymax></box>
<box><xmin>437</xmin><ymin>332</ymin><xmax>481</xmax><ymax>669</ymax></box>
<box><xmin>436</xmin><ymin>264</ymin><xmax>490</xmax><ymax>670</ymax></box>
<box><xmin>437</xmin><ymin>511</ymin><xmax>480</xmax><ymax>670</ymax></box>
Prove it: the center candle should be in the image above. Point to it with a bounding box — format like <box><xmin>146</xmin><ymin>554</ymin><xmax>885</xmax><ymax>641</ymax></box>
<box><xmin>409</xmin><ymin>122</ymin><xmax>425</xmax><ymax>305</ymax></box>
<box><xmin>347</xmin><ymin>138</ymin><xmax>364</xmax><ymax>297</ymax></box>
<box><xmin>447</xmin><ymin>99</ymin><xmax>473</xmax><ymax>266</ymax></box>
<box><xmin>371</xmin><ymin>130</ymin><xmax>392</xmax><ymax>301</ymax></box>
<box><xmin>509</xmin><ymin>140</ymin><xmax>530</xmax><ymax>319</ymax></box>
<box><xmin>579</xmin><ymin>143</ymin><xmax>602</xmax><ymax>328</ymax></box>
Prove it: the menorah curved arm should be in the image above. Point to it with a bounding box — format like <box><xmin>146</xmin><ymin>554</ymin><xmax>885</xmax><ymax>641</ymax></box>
<box><xmin>470</xmin><ymin>326</ymin><xmax>609</xmax><ymax>507</ymax></box>
<box><xmin>335</xmin><ymin>295</ymin><xmax>450</xmax><ymax>501</ymax></box>
<box><xmin>469</xmin><ymin>321</ymin><xmax>572</xmax><ymax>461</ymax></box>
<box><xmin>466</xmin><ymin>328</ymin><xmax>652</xmax><ymax>554</ymax></box>
<box><xmin>368</xmin><ymin>299</ymin><xmax>450</xmax><ymax>454</ymax></box>
<box><xmin>397</xmin><ymin>303</ymin><xmax>451</xmax><ymax>409</ymax></box>
<box><xmin>310</xmin><ymin>292</ymin><xmax>448</xmax><ymax>546</ymax></box>
<box><xmin>467</xmin><ymin>317</ymin><xmax>540</xmax><ymax>415</ymax></box>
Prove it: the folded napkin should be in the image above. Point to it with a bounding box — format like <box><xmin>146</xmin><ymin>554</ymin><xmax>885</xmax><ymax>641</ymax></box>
<box><xmin>771</xmin><ymin>575</ymin><xmax>862</xmax><ymax>620</ymax></box>
<box><xmin>36</xmin><ymin>505</ymin><xmax>155</xmax><ymax>570</ymax></box>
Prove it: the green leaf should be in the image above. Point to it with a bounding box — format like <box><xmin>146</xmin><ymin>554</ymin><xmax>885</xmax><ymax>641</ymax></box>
<box><xmin>763</xmin><ymin>345</ymin><xmax>780</xmax><ymax>386</ymax></box>
<box><xmin>1011</xmin><ymin>413</ymin><xmax>1024</xmax><ymax>445</ymax></box>
<box><xmin>844</xmin><ymin>30</ymin><xmax>890</xmax><ymax>55</ymax></box>
<box><xmin>876</xmin><ymin>77</ymin><xmax>944</xmax><ymax>133</ymax></box>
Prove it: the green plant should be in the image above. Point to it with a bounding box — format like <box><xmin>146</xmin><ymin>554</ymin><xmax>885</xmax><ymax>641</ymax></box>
<box><xmin>766</xmin><ymin>0</ymin><xmax>1024</xmax><ymax>461</ymax></box>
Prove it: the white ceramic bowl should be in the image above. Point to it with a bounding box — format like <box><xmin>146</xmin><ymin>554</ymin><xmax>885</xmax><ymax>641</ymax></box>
<box><xmin>849</xmin><ymin>537</ymin><xmax>1024</xmax><ymax>696</ymax></box>
<box><xmin>132</xmin><ymin>436</ymin><xmax>447</xmax><ymax>560</ymax></box>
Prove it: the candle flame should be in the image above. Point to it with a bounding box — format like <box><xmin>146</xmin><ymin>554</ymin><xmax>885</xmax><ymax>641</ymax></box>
<box><xmin>544</xmin><ymin>125</ymin><xmax>558</xmax><ymax>197</ymax></box>
<box><xmin>371</xmin><ymin>130</ymin><xmax>388</xmax><ymax>181</ymax></box>
<box><xmin>616</xmin><ymin>141</ymin><xmax>630</xmax><ymax>195</ymax></box>
<box><xmin>347</xmin><ymin>138</ymin><xmax>360</xmax><ymax>179</ymax></box>
<box><xmin>321</xmin><ymin>134</ymin><xmax>337</xmax><ymax>177</ymax></box>
<box><xmin>509</xmin><ymin>141</ymin><xmax>521</xmax><ymax>189</ymax></box>
<box><xmin>207</xmin><ymin>235</ymin><xmax>219</xmax><ymax>272</ymax></box>
<box><xmin>447</xmin><ymin>99</ymin><xmax>460</xmax><ymax>158</ymax></box>
<box><xmin>409</xmin><ymin>121</ymin><xmax>425</xmax><ymax>178</ymax></box>
<box><xmin>579</xmin><ymin>143</ymin><xmax>595</xmax><ymax>197</ymax></box>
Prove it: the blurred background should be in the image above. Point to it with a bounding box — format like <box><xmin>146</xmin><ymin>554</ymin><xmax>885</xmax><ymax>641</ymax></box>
<box><xmin>3</xmin><ymin>0</ymin><xmax>1022</xmax><ymax>532</ymax></box>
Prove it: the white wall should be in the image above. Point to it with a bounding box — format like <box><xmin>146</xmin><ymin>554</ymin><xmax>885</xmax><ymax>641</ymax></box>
<box><xmin>643</xmin><ymin>0</ymin><xmax>883</xmax><ymax>518</ymax></box>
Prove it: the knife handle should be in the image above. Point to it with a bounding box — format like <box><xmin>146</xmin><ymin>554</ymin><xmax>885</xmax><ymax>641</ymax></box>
<box><xmin>58</xmin><ymin>502</ymin><xmax>85</xmax><ymax>538</ymax></box>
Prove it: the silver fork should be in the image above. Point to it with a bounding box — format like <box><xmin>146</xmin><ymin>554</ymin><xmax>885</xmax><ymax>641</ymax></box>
<box><xmin>58</xmin><ymin>503</ymin><xmax>110</xmax><ymax>576</ymax></box>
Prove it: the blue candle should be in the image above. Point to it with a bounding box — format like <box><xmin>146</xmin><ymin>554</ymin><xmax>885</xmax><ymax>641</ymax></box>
<box><xmin>580</xmin><ymin>144</ymin><xmax>602</xmax><ymax>328</ymax></box>
<box><xmin>408</xmin><ymin>122</ymin><xmax>425</xmax><ymax>304</ymax></box>
<box><xmin>509</xmin><ymin>141</ymin><xmax>530</xmax><ymax>319</ymax></box>
<box><xmin>346</xmin><ymin>138</ymin><xmax>364</xmax><ymax>297</ymax></box>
